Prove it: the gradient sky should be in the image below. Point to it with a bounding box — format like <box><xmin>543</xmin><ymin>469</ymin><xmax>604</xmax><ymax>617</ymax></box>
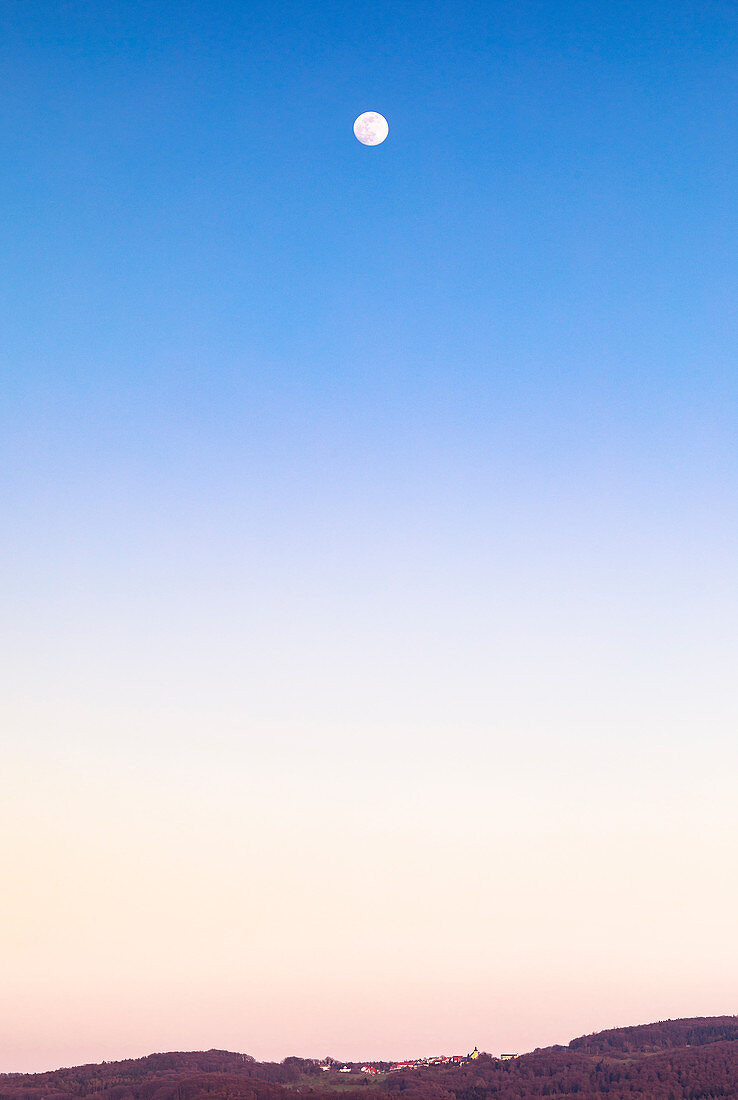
<box><xmin>3</xmin><ymin>0</ymin><xmax>738</xmax><ymax>1074</ymax></box>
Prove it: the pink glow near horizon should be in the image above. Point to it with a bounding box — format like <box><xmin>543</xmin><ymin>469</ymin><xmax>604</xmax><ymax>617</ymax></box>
<box><xmin>2</xmin><ymin>727</ymin><xmax>737</xmax><ymax>1072</ymax></box>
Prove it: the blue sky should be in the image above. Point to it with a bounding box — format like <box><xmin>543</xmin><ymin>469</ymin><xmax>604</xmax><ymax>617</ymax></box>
<box><xmin>5</xmin><ymin>0</ymin><xmax>738</xmax><ymax>470</ymax></box>
<box><xmin>2</xmin><ymin>0</ymin><xmax>738</xmax><ymax>1072</ymax></box>
<box><xmin>4</xmin><ymin>0</ymin><xmax>738</xmax><ymax>521</ymax></box>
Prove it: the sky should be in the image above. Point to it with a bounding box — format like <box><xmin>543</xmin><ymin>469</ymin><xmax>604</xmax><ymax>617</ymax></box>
<box><xmin>2</xmin><ymin>0</ymin><xmax>738</xmax><ymax>1074</ymax></box>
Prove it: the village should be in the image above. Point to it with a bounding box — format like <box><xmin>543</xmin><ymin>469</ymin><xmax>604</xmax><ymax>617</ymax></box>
<box><xmin>319</xmin><ymin>1048</ymin><xmax>517</xmax><ymax>1075</ymax></box>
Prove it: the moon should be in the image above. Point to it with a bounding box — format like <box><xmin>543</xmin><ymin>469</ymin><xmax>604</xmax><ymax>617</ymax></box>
<box><xmin>353</xmin><ymin>111</ymin><xmax>389</xmax><ymax>146</ymax></box>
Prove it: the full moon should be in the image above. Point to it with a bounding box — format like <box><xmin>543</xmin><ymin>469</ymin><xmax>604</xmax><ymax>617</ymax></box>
<box><xmin>353</xmin><ymin>111</ymin><xmax>389</xmax><ymax>146</ymax></box>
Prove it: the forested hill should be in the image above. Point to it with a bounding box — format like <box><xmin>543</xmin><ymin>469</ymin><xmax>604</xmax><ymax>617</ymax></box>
<box><xmin>567</xmin><ymin>1015</ymin><xmax>738</xmax><ymax>1053</ymax></box>
<box><xmin>2</xmin><ymin>1017</ymin><xmax>738</xmax><ymax>1100</ymax></box>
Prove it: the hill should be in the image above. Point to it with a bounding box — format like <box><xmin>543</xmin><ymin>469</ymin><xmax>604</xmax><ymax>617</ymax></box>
<box><xmin>2</xmin><ymin>1017</ymin><xmax>738</xmax><ymax>1100</ymax></box>
<box><xmin>567</xmin><ymin>1015</ymin><xmax>738</xmax><ymax>1054</ymax></box>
